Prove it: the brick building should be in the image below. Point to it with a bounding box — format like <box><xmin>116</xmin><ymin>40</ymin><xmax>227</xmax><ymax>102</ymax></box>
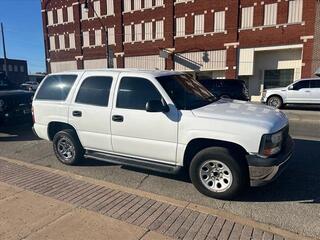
<box><xmin>41</xmin><ymin>0</ymin><xmax>320</xmax><ymax>98</ymax></box>
<box><xmin>0</xmin><ymin>58</ymin><xmax>28</xmax><ymax>87</ymax></box>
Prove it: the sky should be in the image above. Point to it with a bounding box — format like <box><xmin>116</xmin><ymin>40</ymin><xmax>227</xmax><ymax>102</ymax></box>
<box><xmin>0</xmin><ymin>0</ymin><xmax>45</xmax><ymax>74</ymax></box>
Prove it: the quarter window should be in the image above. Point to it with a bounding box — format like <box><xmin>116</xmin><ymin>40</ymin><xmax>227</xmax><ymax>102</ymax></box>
<box><xmin>36</xmin><ymin>75</ymin><xmax>77</xmax><ymax>101</ymax></box>
<box><xmin>116</xmin><ymin>77</ymin><xmax>162</xmax><ymax>110</ymax></box>
<box><xmin>310</xmin><ymin>80</ymin><xmax>320</xmax><ymax>88</ymax></box>
<box><xmin>293</xmin><ymin>80</ymin><xmax>310</xmax><ymax>90</ymax></box>
<box><xmin>76</xmin><ymin>76</ymin><xmax>113</xmax><ymax>107</ymax></box>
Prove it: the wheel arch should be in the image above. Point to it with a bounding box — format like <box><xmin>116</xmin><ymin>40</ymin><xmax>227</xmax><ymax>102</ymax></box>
<box><xmin>47</xmin><ymin>121</ymin><xmax>79</xmax><ymax>142</ymax></box>
<box><xmin>267</xmin><ymin>94</ymin><xmax>284</xmax><ymax>104</ymax></box>
<box><xmin>183</xmin><ymin>138</ymin><xmax>249</xmax><ymax>168</ymax></box>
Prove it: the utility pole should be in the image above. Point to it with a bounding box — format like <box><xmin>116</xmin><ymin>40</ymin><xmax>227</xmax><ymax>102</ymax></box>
<box><xmin>84</xmin><ymin>0</ymin><xmax>113</xmax><ymax>68</ymax></box>
<box><xmin>1</xmin><ymin>22</ymin><xmax>8</xmax><ymax>78</ymax></box>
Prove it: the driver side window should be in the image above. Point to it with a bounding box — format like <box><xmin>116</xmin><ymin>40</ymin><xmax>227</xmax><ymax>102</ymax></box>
<box><xmin>292</xmin><ymin>80</ymin><xmax>310</xmax><ymax>90</ymax></box>
<box><xmin>116</xmin><ymin>77</ymin><xmax>162</xmax><ymax>110</ymax></box>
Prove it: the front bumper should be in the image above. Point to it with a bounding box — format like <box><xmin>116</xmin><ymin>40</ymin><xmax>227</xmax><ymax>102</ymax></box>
<box><xmin>246</xmin><ymin>136</ymin><xmax>294</xmax><ymax>187</ymax></box>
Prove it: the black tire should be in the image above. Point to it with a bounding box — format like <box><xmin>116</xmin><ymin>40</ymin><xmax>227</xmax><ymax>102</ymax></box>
<box><xmin>267</xmin><ymin>95</ymin><xmax>283</xmax><ymax>109</ymax></box>
<box><xmin>53</xmin><ymin>129</ymin><xmax>84</xmax><ymax>165</ymax></box>
<box><xmin>189</xmin><ymin>147</ymin><xmax>248</xmax><ymax>200</ymax></box>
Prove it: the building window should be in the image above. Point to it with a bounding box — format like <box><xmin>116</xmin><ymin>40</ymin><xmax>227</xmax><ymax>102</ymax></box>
<box><xmin>134</xmin><ymin>0</ymin><xmax>141</xmax><ymax>11</ymax></box>
<box><xmin>59</xmin><ymin>35</ymin><xmax>65</xmax><ymax>49</ymax></box>
<box><xmin>194</xmin><ymin>14</ymin><xmax>204</xmax><ymax>35</ymax></box>
<box><xmin>57</xmin><ymin>8</ymin><xmax>63</xmax><ymax>24</ymax></box>
<box><xmin>67</xmin><ymin>6</ymin><xmax>74</xmax><ymax>22</ymax></box>
<box><xmin>108</xmin><ymin>27</ymin><xmax>115</xmax><ymax>45</ymax></box>
<box><xmin>93</xmin><ymin>1</ymin><xmax>101</xmax><ymax>17</ymax></box>
<box><xmin>14</xmin><ymin>65</ymin><xmax>18</xmax><ymax>72</ymax></box>
<box><xmin>144</xmin><ymin>22</ymin><xmax>153</xmax><ymax>40</ymax></box>
<box><xmin>95</xmin><ymin>29</ymin><xmax>102</xmax><ymax>46</ymax></box>
<box><xmin>49</xmin><ymin>36</ymin><xmax>56</xmax><ymax>50</ymax></box>
<box><xmin>69</xmin><ymin>33</ymin><xmax>76</xmax><ymax>49</ymax></box>
<box><xmin>134</xmin><ymin>23</ymin><xmax>142</xmax><ymax>42</ymax></box>
<box><xmin>123</xmin><ymin>0</ymin><xmax>131</xmax><ymax>12</ymax></box>
<box><xmin>106</xmin><ymin>0</ymin><xmax>114</xmax><ymax>15</ymax></box>
<box><xmin>264</xmin><ymin>3</ymin><xmax>277</xmax><ymax>26</ymax></box>
<box><xmin>176</xmin><ymin>17</ymin><xmax>185</xmax><ymax>37</ymax></box>
<box><xmin>20</xmin><ymin>66</ymin><xmax>24</xmax><ymax>72</ymax></box>
<box><xmin>144</xmin><ymin>0</ymin><xmax>152</xmax><ymax>8</ymax></box>
<box><xmin>47</xmin><ymin>10</ymin><xmax>54</xmax><ymax>25</ymax></box>
<box><xmin>288</xmin><ymin>0</ymin><xmax>303</xmax><ymax>23</ymax></box>
<box><xmin>8</xmin><ymin>65</ymin><xmax>12</xmax><ymax>72</ymax></box>
<box><xmin>155</xmin><ymin>20</ymin><xmax>164</xmax><ymax>39</ymax></box>
<box><xmin>124</xmin><ymin>25</ymin><xmax>132</xmax><ymax>42</ymax></box>
<box><xmin>264</xmin><ymin>69</ymin><xmax>294</xmax><ymax>89</ymax></box>
<box><xmin>82</xmin><ymin>4</ymin><xmax>88</xmax><ymax>19</ymax></box>
<box><xmin>155</xmin><ymin>0</ymin><xmax>163</xmax><ymax>6</ymax></box>
<box><xmin>83</xmin><ymin>31</ymin><xmax>90</xmax><ymax>47</ymax></box>
<box><xmin>214</xmin><ymin>11</ymin><xmax>225</xmax><ymax>32</ymax></box>
<box><xmin>241</xmin><ymin>6</ymin><xmax>254</xmax><ymax>29</ymax></box>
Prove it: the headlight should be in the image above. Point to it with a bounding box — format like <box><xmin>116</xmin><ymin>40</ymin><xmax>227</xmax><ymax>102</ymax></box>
<box><xmin>259</xmin><ymin>131</ymin><xmax>283</xmax><ymax>157</ymax></box>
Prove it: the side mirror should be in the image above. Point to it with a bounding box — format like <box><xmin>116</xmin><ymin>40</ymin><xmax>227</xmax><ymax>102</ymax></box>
<box><xmin>146</xmin><ymin>100</ymin><xmax>169</xmax><ymax>113</ymax></box>
<box><xmin>288</xmin><ymin>86</ymin><xmax>294</xmax><ymax>90</ymax></box>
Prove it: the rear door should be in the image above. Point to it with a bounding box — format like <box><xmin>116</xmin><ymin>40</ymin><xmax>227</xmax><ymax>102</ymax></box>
<box><xmin>310</xmin><ymin>80</ymin><xmax>320</xmax><ymax>104</ymax></box>
<box><xmin>69</xmin><ymin>71</ymin><xmax>119</xmax><ymax>152</ymax></box>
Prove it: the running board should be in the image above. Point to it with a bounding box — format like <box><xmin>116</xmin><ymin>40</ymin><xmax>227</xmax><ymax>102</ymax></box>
<box><xmin>84</xmin><ymin>150</ymin><xmax>182</xmax><ymax>174</ymax></box>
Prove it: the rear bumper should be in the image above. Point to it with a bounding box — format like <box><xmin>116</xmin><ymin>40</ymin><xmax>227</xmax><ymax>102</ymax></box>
<box><xmin>246</xmin><ymin>136</ymin><xmax>294</xmax><ymax>187</ymax></box>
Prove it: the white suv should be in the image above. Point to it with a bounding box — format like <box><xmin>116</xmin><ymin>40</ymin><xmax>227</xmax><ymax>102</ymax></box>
<box><xmin>262</xmin><ymin>78</ymin><xmax>320</xmax><ymax>108</ymax></box>
<box><xmin>32</xmin><ymin>69</ymin><xmax>293</xmax><ymax>199</ymax></box>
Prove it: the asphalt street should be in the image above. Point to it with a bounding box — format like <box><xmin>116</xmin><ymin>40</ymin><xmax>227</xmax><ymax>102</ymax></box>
<box><xmin>0</xmin><ymin>108</ymin><xmax>319</xmax><ymax>239</ymax></box>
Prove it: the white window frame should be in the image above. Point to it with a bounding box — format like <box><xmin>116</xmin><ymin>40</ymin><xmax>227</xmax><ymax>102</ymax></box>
<box><xmin>176</xmin><ymin>17</ymin><xmax>185</xmax><ymax>37</ymax></box>
<box><xmin>264</xmin><ymin>3</ymin><xmax>278</xmax><ymax>26</ymax></box>
<box><xmin>83</xmin><ymin>31</ymin><xmax>90</xmax><ymax>47</ymax></box>
<box><xmin>59</xmin><ymin>35</ymin><xmax>65</xmax><ymax>49</ymax></box>
<box><xmin>69</xmin><ymin>33</ymin><xmax>76</xmax><ymax>49</ymax></box>
<box><xmin>214</xmin><ymin>11</ymin><xmax>225</xmax><ymax>32</ymax></box>
<box><xmin>57</xmin><ymin>8</ymin><xmax>63</xmax><ymax>24</ymax></box>
<box><xmin>124</xmin><ymin>25</ymin><xmax>132</xmax><ymax>42</ymax></box>
<box><xmin>134</xmin><ymin>23</ymin><xmax>142</xmax><ymax>42</ymax></box>
<box><xmin>155</xmin><ymin>0</ymin><xmax>163</xmax><ymax>6</ymax></box>
<box><xmin>144</xmin><ymin>22</ymin><xmax>153</xmax><ymax>40</ymax></box>
<box><xmin>106</xmin><ymin>0</ymin><xmax>114</xmax><ymax>16</ymax></box>
<box><xmin>155</xmin><ymin>20</ymin><xmax>164</xmax><ymax>39</ymax></box>
<box><xmin>123</xmin><ymin>0</ymin><xmax>132</xmax><ymax>12</ymax></box>
<box><xmin>241</xmin><ymin>6</ymin><xmax>254</xmax><ymax>29</ymax></box>
<box><xmin>108</xmin><ymin>27</ymin><xmax>116</xmax><ymax>45</ymax></box>
<box><xmin>49</xmin><ymin>36</ymin><xmax>56</xmax><ymax>50</ymax></box>
<box><xmin>134</xmin><ymin>0</ymin><xmax>142</xmax><ymax>11</ymax></box>
<box><xmin>82</xmin><ymin>3</ymin><xmax>88</xmax><ymax>19</ymax></box>
<box><xmin>95</xmin><ymin>29</ymin><xmax>102</xmax><ymax>46</ymax></box>
<box><xmin>67</xmin><ymin>6</ymin><xmax>74</xmax><ymax>22</ymax></box>
<box><xmin>47</xmin><ymin>11</ymin><xmax>54</xmax><ymax>26</ymax></box>
<box><xmin>288</xmin><ymin>0</ymin><xmax>303</xmax><ymax>23</ymax></box>
<box><xmin>194</xmin><ymin>14</ymin><xmax>204</xmax><ymax>35</ymax></box>
<box><xmin>144</xmin><ymin>0</ymin><xmax>153</xmax><ymax>8</ymax></box>
<box><xmin>93</xmin><ymin>1</ymin><xmax>101</xmax><ymax>17</ymax></box>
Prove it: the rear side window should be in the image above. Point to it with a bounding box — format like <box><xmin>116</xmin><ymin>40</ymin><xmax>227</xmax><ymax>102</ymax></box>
<box><xmin>75</xmin><ymin>76</ymin><xmax>113</xmax><ymax>107</ymax></box>
<box><xmin>116</xmin><ymin>77</ymin><xmax>162</xmax><ymax>110</ymax></box>
<box><xmin>310</xmin><ymin>80</ymin><xmax>320</xmax><ymax>88</ymax></box>
<box><xmin>36</xmin><ymin>75</ymin><xmax>77</xmax><ymax>101</ymax></box>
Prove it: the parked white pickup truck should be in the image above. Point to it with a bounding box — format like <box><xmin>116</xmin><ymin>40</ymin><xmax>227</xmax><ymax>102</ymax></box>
<box><xmin>32</xmin><ymin>69</ymin><xmax>293</xmax><ymax>199</ymax></box>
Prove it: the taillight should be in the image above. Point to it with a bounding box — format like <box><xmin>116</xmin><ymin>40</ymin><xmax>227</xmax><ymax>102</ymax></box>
<box><xmin>32</xmin><ymin>106</ymin><xmax>35</xmax><ymax>123</ymax></box>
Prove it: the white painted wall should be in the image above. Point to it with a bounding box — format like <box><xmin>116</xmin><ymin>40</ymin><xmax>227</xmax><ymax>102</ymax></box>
<box><xmin>50</xmin><ymin>61</ymin><xmax>77</xmax><ymax>73</ymax></box>
<box><xmin>124</xmin><ymin>55</ymin><xmax>165</xmax><ymax>70</ymax></box>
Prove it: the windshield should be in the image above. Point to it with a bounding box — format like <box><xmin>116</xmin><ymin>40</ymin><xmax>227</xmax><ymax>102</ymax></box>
<box><xmin>157</xmin><ymin>74</ymin><xmax>218</xmax><ymax>110</ymax></box>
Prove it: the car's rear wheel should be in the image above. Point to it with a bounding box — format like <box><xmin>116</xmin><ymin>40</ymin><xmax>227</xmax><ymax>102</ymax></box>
<box><xmin>189</xmin><ymin>147</ymin><xmax>248</xmax><ymax>200</ymax></box>
<box><xmin>53</xmin><ymin>129</ymin><xmax>84</xmax><ymax>165</ymax></box>
<box><xmin>267</xmin><ymin>96</ymin><xmax>283</xmax><ymax>108</ymax></box>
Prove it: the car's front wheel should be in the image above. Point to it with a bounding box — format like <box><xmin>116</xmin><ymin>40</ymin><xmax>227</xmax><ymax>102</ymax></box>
<box><xmin>53</xmin><ymin>129</ymin><xmax>84</xmax><ymax>165</ymax></box>
<box><xmin>267</xmin><ymin>96</ymin><xmax>283</xmax><ymax>108</ymax></box>
<box><xmin>189</xmin><ymin>147</ymin><xmax>248</xmax><ymax>200</ymax></box>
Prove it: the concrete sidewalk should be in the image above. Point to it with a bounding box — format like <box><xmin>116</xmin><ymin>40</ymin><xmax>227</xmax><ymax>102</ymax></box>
<box><xmin>0</xmin><ymin>157</ymin><xmax>316</xmax><ymax>240</ymax></box>
<box><xmin>0</xmin><ymin>182</ymin><xmax>169</xmax><ymax>240</ymax></box>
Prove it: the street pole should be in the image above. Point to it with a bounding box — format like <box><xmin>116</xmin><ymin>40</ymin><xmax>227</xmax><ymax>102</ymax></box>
<box><xmin>1</xmin><ymin>22</ymin><xmax>8</xmax><ymax>78</ymax></box>
<box><xmin>84</xmin><ymin>0</ymin><xmax>112</xmax><ymax>68</ymax></box>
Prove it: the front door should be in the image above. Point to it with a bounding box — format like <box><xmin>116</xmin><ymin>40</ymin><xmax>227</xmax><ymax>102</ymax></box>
<box><xmin>69</xmin><ymin>72</ymin><xmax>118</xmax><ymax>152</ymax></box>
<box><xmin>287</xmin><ymin>80</ymin><xmax>311</xmax><ymax>103</ymax></box>
<box><xmin>111</xmin><ymin>75</ymin><xmax>179</xmax><ymax>164</ymax></box>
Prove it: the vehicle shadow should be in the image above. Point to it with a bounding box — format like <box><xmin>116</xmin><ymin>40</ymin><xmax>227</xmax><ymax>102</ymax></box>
<box><xmin>0</xmin><ymin>122</ymin><xmax>40</xmax><ymax>142</ymax></box>
<box><xmin>282</xmin><ymin>104</ymin><xmax>320</xmax><ymax>111</ymax></box>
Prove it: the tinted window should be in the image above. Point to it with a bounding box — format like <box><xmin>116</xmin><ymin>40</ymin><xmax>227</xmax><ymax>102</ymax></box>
<box><xmin>310</xmin><ymin>80</ymin><xmax>320</xmax><ymax>88</ymax></box>
<box><xmin>199</xmin><ymin>79</ymin><xmax>215</xmax><ymax>89</ymax></box>
<box><xmin>117</xmin><ymin>77</ymin><xmax>162</xmax><ymax>110</ymax></box>
<box><xmin>36</xmin><ymin>75</ymin><xmax>77</xmax><ymax>101</ymax></box>
<box><xmin>76</xmin><ymin>76</ymin><xmax>113</xmax><ymax>107</ymax></box>
<box><xmin>264</xmin><ymin>69</ymin><xmax>294</xmax><ymax>89</ymax></box>
<box><xmin>293</xmin><ymin>80</ymin><xmax>310</xmax><ymax>90</ymax></box>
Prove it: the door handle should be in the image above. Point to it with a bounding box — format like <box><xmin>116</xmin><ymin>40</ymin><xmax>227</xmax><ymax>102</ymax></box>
<box><xmin>305</xmin><ymin>90</ymin><xmax>311</xmax><ymax>93</ymax></box>
<box><xmin>72</xmin><ymin>111</ymin><xmax>82</xmax><ymax>117</ymax></box>
<box><xmin>112</xmin><ymin>115</ymin><xmax>124</xmax><ymax>122</ymax></box>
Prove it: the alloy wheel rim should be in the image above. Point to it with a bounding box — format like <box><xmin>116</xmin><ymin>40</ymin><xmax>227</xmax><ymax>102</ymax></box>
<box><xmin>57</xmin><ymin>137</ymin><xmax>74</xmax><ymax>161</ymax></box>
<box><xmin>199</xmin><ymin>160</ymin><xmax>233</xmax><ymax>192</ymax></box>
<box><xmin>270</xmin><ymin>97</ymin><xmax>280</xmax><ymax>107</ymax></box>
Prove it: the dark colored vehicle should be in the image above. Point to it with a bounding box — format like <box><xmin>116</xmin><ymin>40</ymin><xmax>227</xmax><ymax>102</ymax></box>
<box><xmin>0</xmin><ymin>72</ymin><xmax>33</xmax><ymax>124</ymax></box>
<box><xmin>198</xmin><ymin>79</ymin><xmax>250</xmax><ymax>101</ymax></box>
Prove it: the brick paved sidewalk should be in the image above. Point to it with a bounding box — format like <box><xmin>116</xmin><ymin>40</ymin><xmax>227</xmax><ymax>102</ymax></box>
<box><xmin>0</xmin><ymin>158</ymin><xmax>311</xmax><ymax>240</ymax></box>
